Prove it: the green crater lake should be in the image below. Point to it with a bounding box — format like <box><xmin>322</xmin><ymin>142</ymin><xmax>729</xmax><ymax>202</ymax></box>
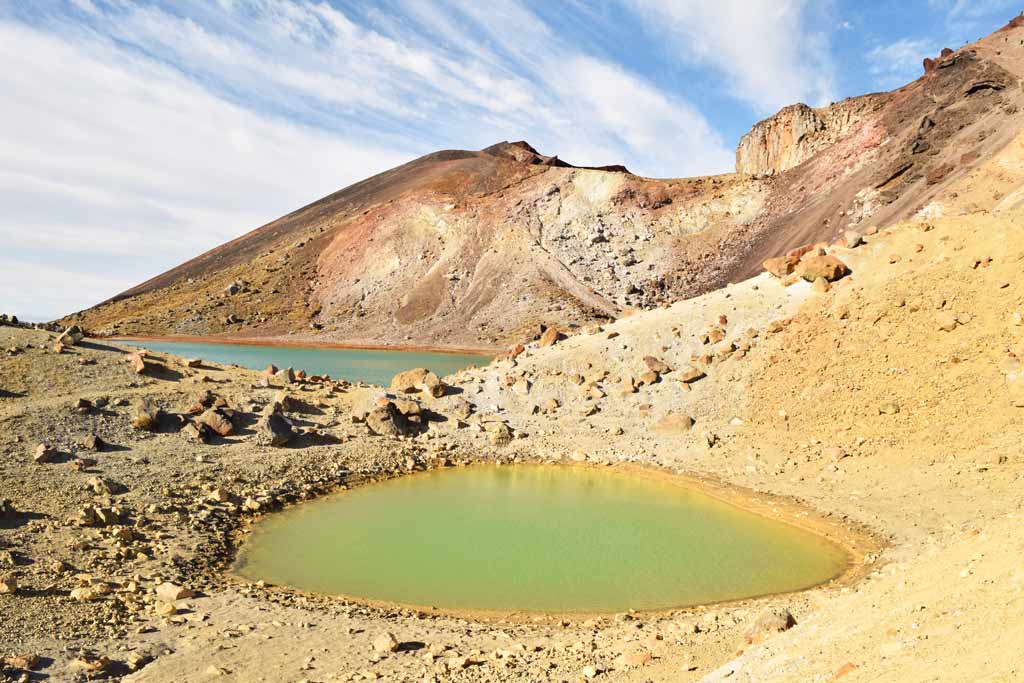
<box><xmin>118</xmin><ymin>340</ymin><xmax>489</xmax><ymax>386</ymax></box>
<box><xmin>234</xmin><ymin>465</ymin><xmax>848</xmax><ymax>614</ymax></box>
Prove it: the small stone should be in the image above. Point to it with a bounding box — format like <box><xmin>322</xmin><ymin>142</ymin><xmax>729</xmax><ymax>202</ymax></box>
<box><xmin>823</xmin><ymin>446</ymin><xmax>847</xmax><ymax>461</ymax></box>
<box><xmin>675</xmin><ymin>366</ymin><xmax>706</xmax><ymax>383</ymax></box>
<box><xmin>613</xmin><ymin>651</ymin><xmax>652</xmax><ymax>669</ymax></box>
<box><xmin>878</xmin><ymin>402</ymin><xmax>900</xmax><ymax>415</ymax></box>
<box><xmin>154</xmin><ymin>600</ymin><xmax>178</xmax><ymax>616</ymax></box>
<box><xmin>81</xmin><ymin>433</ymin><xmax>106</xmax><ymax>452</ymax></box>
<box><xmin>653</xmin><ymin>414</ymin><xmax>694</xmax><ymax>435</ymax></box>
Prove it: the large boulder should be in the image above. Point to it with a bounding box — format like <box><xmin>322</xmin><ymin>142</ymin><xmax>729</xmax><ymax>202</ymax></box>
<box><xmin>763</xmin><ymin>244</ymin><xmax>815</xmax><ymax>278</ymax></box>
<box><xmin>128</xmin><ymin>352</ymin><xmax>148</xmax><ymax>375</ymax></box>
<box><xmin>257</xmin><ymin>413</ymin><xmax>294</xmax><ymax>447</ymax></box>
<box><xmin>537</xmin><ymin>326</ymin><xmax>565</xmax><ymax>347</ymax></box>
<box><xmin>366</xmin><ymin>402</ymin><xmax>419</xmax><ymax>437</ymax></box>
<box><xmin>390</xmin><ymin>368</ymin><xmax>445</xmax><ymax>398</ymax></box>
<box><xmin>197</xmin><ymin>408</ymin><xmax>234</xmax><ymax>437</ymax></box>
<box><xmin>131</xmin><ymin>400</ymin><xmax>161</xmax><ymax>431</ymax></box>
<box><xmin>56</xmin><ymin>325</ymin><xmax>85</xmax><ymax>347</ymax></box>
<box><xmin>796</xmin><ymin>254</ymin><xmax>849</xmax><ymax>282</ymax></box>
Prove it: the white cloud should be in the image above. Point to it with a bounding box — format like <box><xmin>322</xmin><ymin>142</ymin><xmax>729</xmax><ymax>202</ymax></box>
<box><xmin>0</xmin><ymin>21</ymin><xmax>411</xmax><ymax>320</ymax></box>
<box><xmin>623</xmin><ymin>0</ymin><xmax>836</xmax><ymax>114</ymax></box>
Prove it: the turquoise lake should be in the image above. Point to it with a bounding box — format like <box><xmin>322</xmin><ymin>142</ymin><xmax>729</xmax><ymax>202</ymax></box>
<box><xmin>118</xmin><ymin>339</ymin><xmax>490</xmax><ymax>385</ymax></box>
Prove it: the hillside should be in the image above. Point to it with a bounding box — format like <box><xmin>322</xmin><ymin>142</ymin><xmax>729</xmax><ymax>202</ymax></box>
<box><xmin>64</xmin><ymin>17</ymin><xmax>1024</xmax><ymax>350</ymax></box>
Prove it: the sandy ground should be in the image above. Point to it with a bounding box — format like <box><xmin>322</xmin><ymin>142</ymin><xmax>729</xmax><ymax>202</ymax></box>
<box><xmin>4</xmin><ymin>209</ymin><xmax>1024</xmax><ymax>681</ymax></box>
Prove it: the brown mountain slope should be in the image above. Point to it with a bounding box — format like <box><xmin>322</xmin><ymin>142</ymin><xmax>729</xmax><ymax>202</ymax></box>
<box><xmin>64</xmin><ymin>17</ymin><xmax>1024</xmax><ymax>349</ymax></box>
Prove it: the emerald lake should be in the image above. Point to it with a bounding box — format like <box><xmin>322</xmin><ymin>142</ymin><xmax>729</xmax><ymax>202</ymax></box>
<box><xmin>117</xmin><ymin>339</ymin><xmax>489</xmax><ymax>385</ymax></box>
<box><xmin>233</xmin><ymin>465</ymin><xmax>848</xmax><ymax>614</ymax></box>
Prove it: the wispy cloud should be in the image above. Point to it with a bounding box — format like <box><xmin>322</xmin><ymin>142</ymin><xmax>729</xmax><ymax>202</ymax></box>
<box><xmin>622</xmin><ymin>0</ymin><xmax>837</xmax><ymax>113</ymax></box>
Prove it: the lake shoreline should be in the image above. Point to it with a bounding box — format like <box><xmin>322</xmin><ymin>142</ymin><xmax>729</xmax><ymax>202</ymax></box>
<box><xmin>109</xmin><ymin>334</ymin><xmax>498</xmax><ymax>357</ymax></box>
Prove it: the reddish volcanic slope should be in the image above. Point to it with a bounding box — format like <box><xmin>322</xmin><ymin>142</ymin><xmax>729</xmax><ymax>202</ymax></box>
<box><xmin>66</xmin><ymin>17</ymin><xmax>1024</xmax><ymax>349</ymax></box>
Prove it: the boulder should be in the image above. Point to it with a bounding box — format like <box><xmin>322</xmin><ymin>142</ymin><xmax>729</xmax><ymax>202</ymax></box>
<box><xmin>745</xmin><ymin>607</ymin><xmax>796</xmax><ymax>644</ymax></box>
<box><xmin>366</xmin><ymin>402</ymin><xmax>419</xmax><ymax>437</ymax></box>
<box><xmin>33</xmin><ymin>442</ymin><xmax>58</xmax><ymax>464</ymax></box>
<box><xmin>183</xmin><ymin>421</ymin><xmax>213</xmax><ymax>443</ymax></box>
<box><xmin>763</xmin><ymin>244</ymin><xmax>814</xmax><ymax>277</ymax></box>
<box><xmin>486</xmin><ymin>422</ymin><xmax>513</xmax><ymax>446</ymax></box>
<box><xmin>844</xmin><ymin>230</ymin><xmax>863</xmax><ymax>248</ymax></box>
<box><xmin>642</xmin><ymin>356</ymin><xmax>671</xmax><ymax>374</ymax></box>
<box><xmin>132</xmin><ymin>400</ymin><xmax>160</xmax><ymax>431</ymax></box>
<box><xmin>128</xmin><ymin>352</ymin><xmax>148</xmax><ymax>374</ymax></box>
<box><xmin>56</xmin><ymin>325</ymin><xmax>85</xmax><ymax>347</ymax></box>
<box><xmin>187</xmin><ymin>390</ymin><xmax>216</xmax><ymax>414</ymax></box>
<box><xmin>537</xmin><ymin>326</ymin><xmax>564</xmax><ymax>347</ymax></box>
<box><xmin>796</xmin><ymin>254</ymin><xmax>849</xmax><ymax>282</ymax></box>
<box><xmin>257</xmin><ymin>413</ymin><xmax>294</xmax><ymax>447</ymax></box>
<box><xmin>4</xmin><ymin>653</ymin><xmax>41</xmax><ymax>671</ymax></box>
<box><xmin>0</xmin><ymin>574</ymin><xmax>17</xmax><ymax>594</ymax></box>
<box><xmin>936</xmin><ymin>311</ymin><xmax>958</xmax><ymax>332</ymax></box>
<box><xmin>390</xmin><ymin>368</ymin><xmax>445</xmax><ymax>397</ymax></box>
<box><xmin>155</xmin><ymin>582</ymin><xmax>195</xmax><ymax>603</ymax></box>
<box><xmin>373</xmin><ymin>632</ymin><xmax>400</xmax><ymax>654</ymax></box>
<box><xmin>653</xmin><ymin>414</ymin><xmax>695</xmax><ymax>435</ymax></box>
<box><xmin>68</xmin><ymin>655</ymin><xmax>112</xmax><ymax>675</ymax></box>
<box><xmin>198</xmin><ymin>408</ymin><xmax>234</xmax><ymax>437</ymax></box>
<box><xmin>449</xmin><ymin>397</ymin><xmax>473</xmax><ymax>420</ymax></box>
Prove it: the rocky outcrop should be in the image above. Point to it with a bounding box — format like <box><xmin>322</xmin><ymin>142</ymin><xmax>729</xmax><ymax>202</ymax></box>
<box><xmin>736</xmin><ymin>95</ymin><xmax>887</xmax><ymax>175</ymax></box>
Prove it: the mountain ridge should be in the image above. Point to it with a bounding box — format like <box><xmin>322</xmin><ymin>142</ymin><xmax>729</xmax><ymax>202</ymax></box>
<box><xmin>64</xmin><ymin>16</ymin><xmax>1024</xmax><ymax>348</ymax></box>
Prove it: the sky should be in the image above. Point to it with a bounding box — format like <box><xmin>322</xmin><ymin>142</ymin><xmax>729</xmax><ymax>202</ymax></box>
<box><xmin>0</xmin><ymin>0</ymin><xmax>1019</xmax><ymax>321</ymax></box>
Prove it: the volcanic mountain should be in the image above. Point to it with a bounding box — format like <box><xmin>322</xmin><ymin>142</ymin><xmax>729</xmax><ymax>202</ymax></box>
<box><xmin>65</xmin><ymin>16</ymin><xmax>1024</xmax><ymax>349</ymax></box>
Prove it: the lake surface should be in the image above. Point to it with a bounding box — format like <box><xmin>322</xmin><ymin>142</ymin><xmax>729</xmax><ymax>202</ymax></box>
<box><xmin>234</xmin><ymin>465</ymin><xmax>848</xmax><ymax>613</ymax></box>
<box><xmin>118</xmin><ymin>339</ymin><xmax>489</xmax><ymax>386</ymax></box>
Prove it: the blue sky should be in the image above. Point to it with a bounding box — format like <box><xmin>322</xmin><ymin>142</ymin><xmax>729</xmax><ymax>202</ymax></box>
<box><xmin>0</xmin><ymin>0</ymin><xmax>1019</xmax><ymax>321</ymax></box>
